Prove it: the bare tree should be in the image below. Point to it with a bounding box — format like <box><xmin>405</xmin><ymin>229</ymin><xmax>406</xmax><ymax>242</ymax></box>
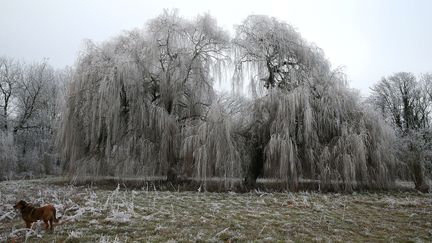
<box><xmin>370</xmin><ymin>72</ymin><xmax>430</xmax><ymax>132</ymax></box>
<box><xmin>14</xmin><ymin>60</ymin><xmax>55</xmax><ymax>133</ymax></box>
<box><xmin>0</xmin><ymin>57</ymin><xmax>22</xmax><ymax>130</ymax></box>
<box><xmin>0</xmin><ymin>57</ymin><xmax>63</xmax><ymax>178</ymax></box>
<box><xmin>371</xmin><ymin>72</ymin><xmax>431</xmax><ymax>192</ymax></box>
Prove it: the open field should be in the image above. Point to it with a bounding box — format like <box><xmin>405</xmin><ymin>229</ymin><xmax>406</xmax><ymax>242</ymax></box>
<box><xmin>0</xmin><ymin>178</ymin><xmax>431</xmax><ymax>242</ymax></box>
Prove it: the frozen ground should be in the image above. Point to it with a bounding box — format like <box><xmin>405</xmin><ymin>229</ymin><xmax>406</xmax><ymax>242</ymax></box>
<box><xmin>0</xmin><ymin>178</ymin><xmax>431</xmax><ymax>242</ymax></box>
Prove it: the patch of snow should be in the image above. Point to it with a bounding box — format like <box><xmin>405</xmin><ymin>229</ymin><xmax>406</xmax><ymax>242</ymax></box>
<box><xmin>106</xmin><ymin>211</ymin><xmax>131</xmax><ymax>223</ymax></box>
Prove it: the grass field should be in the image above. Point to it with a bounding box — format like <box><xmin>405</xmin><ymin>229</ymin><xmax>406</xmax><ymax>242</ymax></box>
<box><xmin>0</xmin><ymin>178</ymin><xmax>431</xmax><ymax>242</ymax></box>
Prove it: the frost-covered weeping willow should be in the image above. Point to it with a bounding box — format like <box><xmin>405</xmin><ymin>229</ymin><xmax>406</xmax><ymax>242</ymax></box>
<box><xmin>60</xmin><ymin>12</ymin><xmax>400</xmax><ymax>191</ymax></box>
<box><xmin>234</xmin><ymin>15</ymin><xmax>398</xmax><ymax>191</ymax></box>
<box><xmin>255</xmin><ymin>79</ymin><xmax>398</xmax><ymax>191</ymax></box>
<box><xmin>60</xmin><ymin>10</ymin><xmax>234</xmax><ymax>182</ymax></box>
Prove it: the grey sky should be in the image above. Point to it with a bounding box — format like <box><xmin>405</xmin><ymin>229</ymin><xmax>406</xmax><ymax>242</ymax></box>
<box><xmin>1</xmin><ymin>0</ymin><xmax>431</xmax><ymax>95</ymax></box>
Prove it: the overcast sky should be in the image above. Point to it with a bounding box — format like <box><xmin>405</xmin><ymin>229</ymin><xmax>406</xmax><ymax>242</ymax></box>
<box><xmin>1</xmin><ymin>0</ymin><xmax>431</xmax><ymax>95</ymax></box>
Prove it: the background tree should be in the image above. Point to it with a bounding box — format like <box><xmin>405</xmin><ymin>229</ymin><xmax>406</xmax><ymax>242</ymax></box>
<box><xmin>370</xmin><ymin>72</ymin><xmax>431</xmax><ymax>192</ymax></box>
<box><xmin>0</xmin><ymin>57</ymin><xmax>64</xmax><ymax>179</ymax></box>
<box><xmin>14</xmin><ymin>60</ymin><xmax>64</xmax><ymax>175</ymax></box>
<box><xmin>0</xmin><ymin>57</ymin><xmax>22</xmax><ymax>130</ymax></box>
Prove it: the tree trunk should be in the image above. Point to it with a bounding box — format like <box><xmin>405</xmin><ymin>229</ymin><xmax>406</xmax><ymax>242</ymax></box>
<box><xmin>165</xmin><ymin>98</ymin><xmax>178</xmax><ymax>183</ymax></box>
<box><xmin>166</xmin><ymin>143</ymin><xmax>177</xmax><ymax>183</ymax></box>
<box><xmin>412</xmin><ymin>159</ymin><xmax>430</xmax><ymax>193</ymax></box>
<box><xmin>244</xmin><ymin>141</ymin><xmax>264</xmax><ymax>189</ymax></box>
<box><xmin>3</xmin><ymin>105</ymin><xmax>7</xmax><ymax>130</ymax></box>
